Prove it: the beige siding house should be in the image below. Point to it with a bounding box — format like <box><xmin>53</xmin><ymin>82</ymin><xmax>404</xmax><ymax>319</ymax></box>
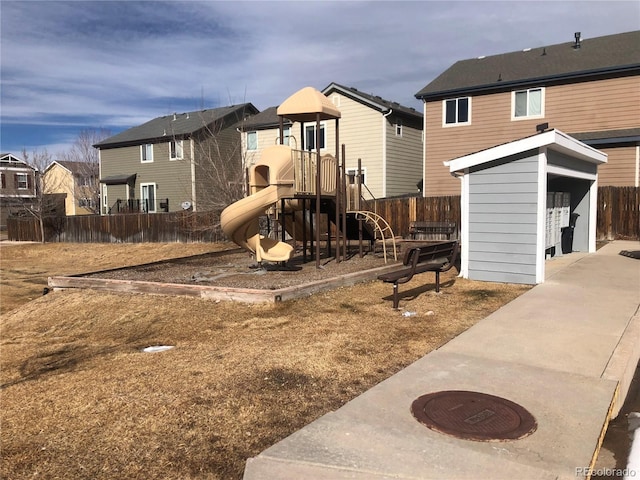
<box><xmin>43</xmin><ymin>161</ymin><xmax>99</xmax><ymax>215</ymax></box>
<box><xmin>95</xmin><ymin>104</ymin><xmax>258</xmax><ymax>214</ymax></box>
<box><xmin>416</xmin><ymin>31</ymin><xmax>640</xmax><ymax>196</ymax></box>
<box><xmin>240</xmin><ymin>84</ymin><xmax>423</xmax><ymax>199</ymax></box>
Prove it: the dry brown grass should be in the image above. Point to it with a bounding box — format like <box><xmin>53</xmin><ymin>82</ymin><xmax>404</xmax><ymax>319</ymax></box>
<box><xmin>1</xmin><ymin>242</ymin><xmax>530</xmax><ymax>479</ymax></box>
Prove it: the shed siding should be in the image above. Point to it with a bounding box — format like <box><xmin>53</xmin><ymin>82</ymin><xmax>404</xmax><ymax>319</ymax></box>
<box><xmin>424</xmin><ymin>75</ymin><xmax>639</xmax><ymax>195</ymax></box>
<box><xmin>467</xmin><ymin>152</ymin><xmax>539</xmax><ymax>284</ymax></box>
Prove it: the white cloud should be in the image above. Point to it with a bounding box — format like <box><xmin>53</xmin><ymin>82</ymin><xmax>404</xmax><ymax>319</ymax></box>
<box><xmin>1</xmin><ymin>0</ymin><xmax>638</xmax><ymax>155</ymax></box>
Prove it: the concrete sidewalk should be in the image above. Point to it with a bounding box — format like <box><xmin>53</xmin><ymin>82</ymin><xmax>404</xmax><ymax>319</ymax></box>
<box><xmin>244</xmin><ymin>240</ymin><xmax>640</xmax><ymax>480</ymax></box>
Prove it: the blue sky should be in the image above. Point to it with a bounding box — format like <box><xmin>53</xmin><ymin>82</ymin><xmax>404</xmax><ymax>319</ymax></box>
<box><xmin>1</xmin><ymin>0</ymin><xmax>638</xmax><ymax>158</ymax></box>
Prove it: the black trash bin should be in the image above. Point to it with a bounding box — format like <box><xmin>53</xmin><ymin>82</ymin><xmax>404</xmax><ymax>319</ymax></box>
<box><xmin>561</xmin><ymin>213</ymin><xmax>579</xmax><ymax>254</ymax></box>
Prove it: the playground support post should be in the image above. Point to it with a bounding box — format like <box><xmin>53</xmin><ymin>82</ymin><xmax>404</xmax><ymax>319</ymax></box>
<box><xmin>315</xmin><ymin>112</ymin><xmax>321</xmax><ymax>269</ymax></box>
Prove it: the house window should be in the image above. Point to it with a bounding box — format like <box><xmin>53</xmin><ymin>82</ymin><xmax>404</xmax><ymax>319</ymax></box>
<box><xmin>141</xmin><ymin>183</ymin><xmax>156</xmax><ymax>213</ymax></box>
<box><xmin>395</xmin><ymin>120</ymin><xmax>403</xmax><ymax>137</ymax></box>
<box><xmin>304</xmin><ymin>123</ymin><xmax>326</xmax><ymax>150</ymax></box>
<box><xmin>79</xmin><ymin>197</ymin><xmax>94</xmax><ymax>208</ymax></box>
<box><xmin>141</xmin><ymin>144</ymin><xmax>154</xmax><ymax>163</ymax></box>
<box><xmin>513</xmin><ymin>87</ymin><xmax>544</xmax><ymax>119</ymax></box>
<box><xmin>346</xmin><ymin>168</ymin><xmax>366</xmax><ymax>185</ymax></box>
<box><xmin>247</xmin><ymin>131</ymin><xmax>258</xmax><ymax>151</ymax></box>
<box><xmin>102</xmin><ymin>185</ymin><xmax>108</xmax><ymax>213</ymax></box>
<box><xmin>331</xmin><ymin>95</ymin><xmax>340</xmax><ymax>107</ymax></box>
<box><xmin>77</xmin><ymin>176</ymin><xmax>92</xmax><ymax>187</ymax></box>
<box><xmin>170</xmin><ymin>140</ymin><xmax>184</xmax><ymax>160</ymax></box>
<box><xmin>281</xmin><ymin>126</ymin><xmax>291</xmax><ymax>146</ymax></box>
<box><xmin>15</xmin><ymin>173</ymin><xmax>28</xmax><ymax>189</ymax></box>
<box><xmin>444</xmin><ymin>97</ymin><xmax>470</xmax><ymax>125</ymax></box>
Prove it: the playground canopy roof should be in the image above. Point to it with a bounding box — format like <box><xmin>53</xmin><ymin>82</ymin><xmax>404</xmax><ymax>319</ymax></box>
<box><xmin>277</xmin><ymin>86</ymin><xmax>341</xmax><ymax>122</ymax></box>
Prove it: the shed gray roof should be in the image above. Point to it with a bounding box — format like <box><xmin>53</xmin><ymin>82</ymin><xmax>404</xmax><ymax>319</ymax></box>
<box><xmin>323</xmin><ymin>83</ymin><xmax>422</xmax><ymax>119</ymax></box>
<box><xmin>416</xmin><ymin>30</ymin><xmax>640</xmax><ymax>100</ymax></box>
<box><xmin>95</xmin><ymin>103</ymin><xmax>258</xmax><ymax>148</ymax></box>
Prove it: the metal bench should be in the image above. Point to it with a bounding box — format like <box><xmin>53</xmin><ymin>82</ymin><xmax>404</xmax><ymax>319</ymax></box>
<box><xmin>378</xmin><ymin>241</ymin><xmax>459</xmax><ymax>309</ymax></box>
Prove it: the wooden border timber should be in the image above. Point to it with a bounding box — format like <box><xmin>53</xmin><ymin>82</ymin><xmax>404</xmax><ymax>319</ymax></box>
<box><xmin>48</xmin><ymin>263</ymin><xmax>400</xmax><ymax>304</ymax></box>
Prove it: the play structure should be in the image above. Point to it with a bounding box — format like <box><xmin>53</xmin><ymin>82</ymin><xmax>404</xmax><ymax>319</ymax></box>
<box><xmin>220</xmin><ymin>87</ymin><xmax>397</xmax><ymax>267</ymax></box>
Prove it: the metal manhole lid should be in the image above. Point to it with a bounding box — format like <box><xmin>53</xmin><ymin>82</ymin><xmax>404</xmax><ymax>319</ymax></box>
<box><xmin>411</xmin><ymin>390</ymin><xmax>537</xmax><ymax>442</ymax></box>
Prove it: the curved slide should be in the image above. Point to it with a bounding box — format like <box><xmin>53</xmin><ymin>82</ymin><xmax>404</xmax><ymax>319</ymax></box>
<box><xmin>220</xmin><ymin>184</ymin><xmax>294</xmax><ymax>262</ymax></box>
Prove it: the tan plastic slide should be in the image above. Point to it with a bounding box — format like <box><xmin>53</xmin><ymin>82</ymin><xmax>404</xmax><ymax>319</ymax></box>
<box><xmin>220</xmin><ymin>145</ymin><xmax>296</xmax><ymax>262</ymax></box>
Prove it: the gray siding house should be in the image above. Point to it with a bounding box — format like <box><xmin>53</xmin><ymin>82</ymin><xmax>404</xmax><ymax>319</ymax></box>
<box><xmin>95</xmin><ymin>104</ymin><xmax>258</xmax><ymax>214</ymax></box>
<box><xmin>446</xmin><ymin>129</ymin><xmax>606</xmax><ymax>284</ymax></box>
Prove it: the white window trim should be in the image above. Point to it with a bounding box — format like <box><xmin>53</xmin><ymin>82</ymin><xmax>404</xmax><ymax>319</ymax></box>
<box><xmin>141</xmin><ymin>144</ymin><xmax>154</xmax><ymax>163</ymax></box>
<box><xmin>511</xmin><ymin>87</ymin><xmax>545</xmax><ymax>121</ymax></box>
<box><xmin>303</xmin><ymin>121</ymin><xmax>327</xmax><ymax>151</ymax></box>
<box><xmin>395</xmin><ymin>120</ymin><xmax>403</xmax><ymax>137</ymax></box>
<box><xmin>102</xmin><ymin>185</ymin><xmax>108</xmax><ymax>214</ymax></box>
<box><xmin>442</xmin><ymin>97</ymin><xmax>472</xmax><ymax>127</ymax></box>
<box><xmin>246</xmin><ymin>131</ymin><xmax>258</xmax><ymax>151</ymax></box>
<box><xmin>346</xmin><ymin>167</ymin><xmax>367</xmax><ymax>185</ymax></box>
<box><xmin>16</xmin><ymin>173</ymin><xmax>28</xmax><ymax>189</ymax></box>
<box><xmin>170</xmin><ymin>140</ymin><xmax>184</xmax><ymax>160</ymax></box>
<box><xmin>140</xmin><ymin>182</ymin><xmax>157</xmax><ymax>213</ymax></box>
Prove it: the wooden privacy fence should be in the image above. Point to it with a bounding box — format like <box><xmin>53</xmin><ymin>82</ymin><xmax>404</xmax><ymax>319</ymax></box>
<box><xmin>370</xmin><ymin>195</ymin><xmax>461</xmax><ymax>240</ymax></box>
<box><xmin>7</xmin><ymin>187</ymin><xmax>639</xmax><ymax>243</ymax></box>
<box><xmin>7</xmin><ymin>211</ymin><xmax>225</xmax><ymax>243</ymax></box>
<box><xmin>597</xmin><ymin>186</ymin><xmax>640</xmax><ymax>241</ymax></box>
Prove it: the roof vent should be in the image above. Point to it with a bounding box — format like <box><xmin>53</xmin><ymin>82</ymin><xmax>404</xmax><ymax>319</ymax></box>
<box><xmin>541</xmin><ymin>47</ymin><xmax>547</xmax><ymax>56</ymax></box>
<box><xmin>573</xmin><ymin>32</ymin><xmax>581</xmax><ymax>49</ymax></box>
<box><xmin>172</xmin><ymin>113</ymin><xmax>177</xmax><ymax>121</ymax></box>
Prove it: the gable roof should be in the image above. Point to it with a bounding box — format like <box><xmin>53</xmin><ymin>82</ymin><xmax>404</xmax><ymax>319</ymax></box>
<box><xmin>323</xmin><ymin>83</ymin><xmax>422</xmax><ymax>120</ymax></box>
<box><xmin>240</xmin><ymin>106</ymin><xmax>293</xmax><ymax>131</ymax></box>
<box><xmin>416</xmin><ymin>30</ymin><xmax>640</xmax><ymax>101</ymax></box>
<box><xmin>44</xmin><ymin>160</ymin><xmax>98</xmax><ymax>175</ymax></box>
<box><xmin>0</xmin><ymin>153</ymin><xmax>35</xmax><ymax>169</ymax></box>
<box><xmin>94</xmin><ymin>103</ymin><xmax>259</xmax><ymax>149</ymax></box>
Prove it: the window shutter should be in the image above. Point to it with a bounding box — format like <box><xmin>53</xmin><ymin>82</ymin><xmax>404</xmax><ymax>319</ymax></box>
<box><xmin>27</xmin><ymin>174</ymin><xmax>33</xmax><ymax>189</ymax></box>
<box><xmin>14</xmin><ymin>173</ymin><xmax>18</xmax><ymax>189</ymax></box>
<box><xmin>1</xmin><ymin>173</ymin><xmax>5</xmax><ymax>189</ymax></box>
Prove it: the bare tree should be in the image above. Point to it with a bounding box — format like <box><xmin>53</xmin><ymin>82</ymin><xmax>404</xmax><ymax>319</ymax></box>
<box><xmin>19</xmin><ymin>148</ymin><xmax>59</xmax><ymax>242</ymax></box>
<box><xmin>59</xmin><ymin>128</ymin><xmax>110</xmax><ymax>214</ymax></box>
<box><xmin>178</xmin><ymin>108</ymin><xmax>251</xmax><ymax>236</ymax></box>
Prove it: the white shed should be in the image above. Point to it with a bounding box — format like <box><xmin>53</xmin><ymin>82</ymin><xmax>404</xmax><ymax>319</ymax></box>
<box><xmin>445</xmin><ymin>129</ymin><xmax>607</xmax><ymax>285</ymax></box>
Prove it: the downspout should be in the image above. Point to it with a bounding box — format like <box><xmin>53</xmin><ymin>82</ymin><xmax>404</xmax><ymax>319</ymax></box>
<box><xmin>382</xmin><ymin>109</ymin><xmax>392</xmax><ymax>198</ymax></box>
<box><xmin>422</xmin><ymin>99</ymin><xmax>427</xmax><ymax>198</ymax></box>
<box><xmin>190</xmin><ymin>138</ymin><xmax>196</xmax><ymax>211</ymax></box>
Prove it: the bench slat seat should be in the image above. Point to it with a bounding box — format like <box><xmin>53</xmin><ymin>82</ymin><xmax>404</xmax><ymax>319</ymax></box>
<box><xmin>378</xmin><ymin>241</ymin><xmax>458</xmax><ymax>309</ymax></box>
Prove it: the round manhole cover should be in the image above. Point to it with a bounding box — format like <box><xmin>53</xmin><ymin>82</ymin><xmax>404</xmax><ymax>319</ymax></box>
<box><xmin>411</xmin><ymin>390</ymin><xmax>537</xmax><ymax>441</ymax></box>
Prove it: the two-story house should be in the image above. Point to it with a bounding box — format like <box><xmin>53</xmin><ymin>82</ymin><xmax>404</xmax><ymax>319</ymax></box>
<box><xmin>240</xmin><ymin>83</ymin><xmax>424</xmax><ymax>200</ymax></box>
<box><xmin>415</xmin><ymin>30</ymin><xmax>640</xmax><ymax>196</ymax></box>
<box><xmin>94</xmin><ymin>103</ymin><xmax>259</xmax><ymax>214</ymax></box>
<box><xmin>0</xmin><ymin>153</ymin><xmax>37</xmax><ymax>229</ymax></box>
<box><xmin>42</xmin><ymin>160</ymin><xmax>99</xmax><ymax>215</ymax></box>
